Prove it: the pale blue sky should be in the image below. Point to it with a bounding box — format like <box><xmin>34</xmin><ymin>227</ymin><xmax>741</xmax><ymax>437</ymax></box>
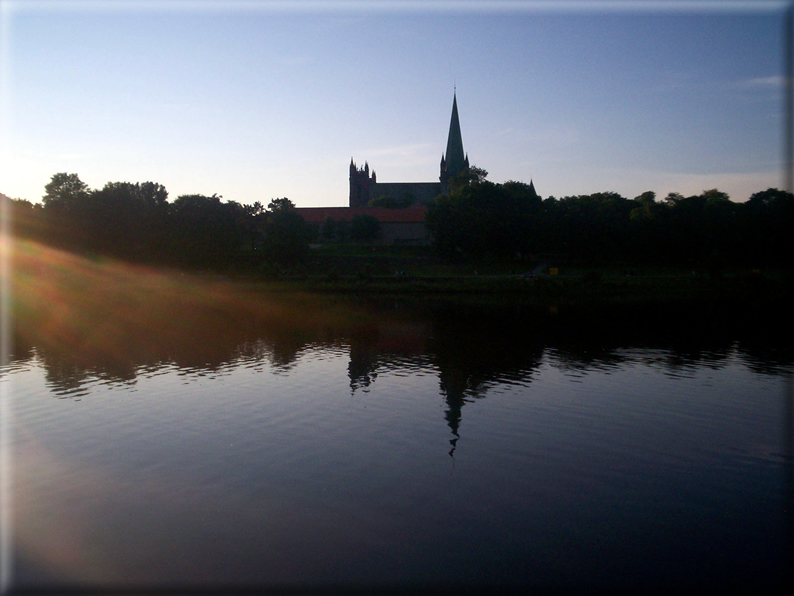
<box><xmin>0</xmin><ymin>1</ymin><xmax>786</xmax><ymax>206</ymax></box>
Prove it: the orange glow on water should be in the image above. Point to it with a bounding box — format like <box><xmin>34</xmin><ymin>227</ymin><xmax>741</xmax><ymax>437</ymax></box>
<box><xmin>5</xmin><ymin>238</ymin><xmax>377</xmax><ymax>373</ymax></box>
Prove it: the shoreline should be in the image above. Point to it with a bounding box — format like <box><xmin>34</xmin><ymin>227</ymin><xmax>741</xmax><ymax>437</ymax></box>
<box><xmin>237</xmin><ymin>268</ymin><xmax>793</xmax><ymax>309</ymax></box>
<box><xmin>8</xmin><ymin>236</ymin><xmax>792</xmax><ymax>308</ymax></box>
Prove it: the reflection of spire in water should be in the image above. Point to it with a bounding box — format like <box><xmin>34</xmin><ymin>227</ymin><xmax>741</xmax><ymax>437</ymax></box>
<box><xmin>439</xmin><ymin>368</ymin><xmax>469</xmax><ymax>459</ymax></box>
<box><xmin>431</xmin><ymin>306</ymin><xmax>550</xmax><ymax>461</ymax></box>
<box><xmin>448</xmin><ymin>436</ymin><xmax>459</xmax><ymax>458</ymax></box>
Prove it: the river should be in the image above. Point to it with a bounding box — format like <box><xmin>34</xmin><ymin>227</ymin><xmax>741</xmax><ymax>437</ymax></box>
<box><xmin>2</xmin><ymin>250</ymin><xmax>791</xmax><ymax>592</ymax></box>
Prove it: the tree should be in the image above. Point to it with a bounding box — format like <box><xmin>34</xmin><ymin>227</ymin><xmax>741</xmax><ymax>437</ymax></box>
<box><xmin>701</xmin><ymin>188</ymin><xmax>730</xmax><ymax>204</ymax></box>
<box><xmin>87</xmin><ymin>181</ymin><xmax>170</xmax><ymax>258</ymax></box>
<box><xmin>42</xmin><ymin>172</ymin><xmax>90</xmax><ymax>211</ymax></box>
<box><xmin>170</xmin><ymin>193</ymin><xmax>246</xmax><ymax>265</ymax></box>
<box><xmin>502</xmin><ymin>180</ymin><xmax>542</xmax><ymax>209</ymax></box>
<box><xmin>427</xmin><ymin>179</ymin><xmax>539</xmax><ymax>259</ymax></box>
<box><xmin>747</xmin><ymin>187</ymin><xmax>794</xmax><ymax>208</ymax></box>
<box><xmin>267</xmin><ymin>197</ymin><xmax>295</xmax><ymax>213</ymax></box>
<box><xmin>262</xmin><ymin>197</ymin><xmax>310</xmax><ymax>265</ymax></box>
<box><xmin>741</xmin><ymin>188</ymin><xmax>794</xmax><ymax>263</ymax></box>
<box><xmin>630</xmin><ymin>191</ymin><xmax>660</xmax><ymax>221</ymax></box>
<box><xmin>39</xmin><ymin>173</ymin><xmax>96</xmax><ymax>248</ymax></box>
<box><xmin>4</xmin><ymin>196</ymin><xmax>45</xmax><ymax>240</ymax></box>
<box><xmin>634</xmin><ymin>191</ymin><xmax>656</xmax><ymax>205</ymax></box>
<box><xmin>664</xmin><ymin>192</ymin><xmax>684</xmax><ymax>206</ymax></box>
<box><xmin>449</xmin><ymin>165</ymin><xmax>488</xmax><ymax>190</ymax></box>
<box><xmin>245</xmin><ymin>201</ymin><xmax>265</xmax><ymax>217</ymax></box>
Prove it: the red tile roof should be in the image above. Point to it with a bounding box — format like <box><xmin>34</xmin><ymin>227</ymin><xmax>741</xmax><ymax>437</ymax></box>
<box><xmin>295</xmin><ymin>206</ymin><xmax>426</xmax><ymax>224</ymax></box>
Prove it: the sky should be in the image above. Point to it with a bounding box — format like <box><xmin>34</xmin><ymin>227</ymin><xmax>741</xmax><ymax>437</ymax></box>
<box><xmin>0</xmin><ymin>0</ymin><xmax>788</xmax><ymax>207</ymax></box>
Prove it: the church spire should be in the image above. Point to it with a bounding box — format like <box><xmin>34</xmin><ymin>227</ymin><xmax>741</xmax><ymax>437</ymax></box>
<box><xmin>441</xmin><ymin>90</ymin><xmax>467</xmax><ymax>187</ymax></box>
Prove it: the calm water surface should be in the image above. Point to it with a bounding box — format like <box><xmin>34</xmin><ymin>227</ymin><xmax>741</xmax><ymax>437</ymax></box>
<box><xmin>3</xmin><ymin>268</ymin><xmax>791</xmax><ymax>592</ymax></box>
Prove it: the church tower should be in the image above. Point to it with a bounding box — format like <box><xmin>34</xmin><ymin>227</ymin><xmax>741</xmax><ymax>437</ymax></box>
<box><xmin>349</xmin><ymin>158</ymin><xmax>376</xmax><ymax>208</ymax></box>
<box><xmin>440</xmin><ymin>91</ymin><xmax>469</xmax><ymax>190</ymax></box>
<box><xmin>349</xmin><ymin>91</ymin><xmax>472</xmax><ymax>207</ymax></box>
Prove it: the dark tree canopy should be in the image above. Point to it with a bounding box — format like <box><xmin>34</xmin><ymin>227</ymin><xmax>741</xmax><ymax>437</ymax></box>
<box><xmin>267</xmin><ymin>197</ymin><xmax>295</xmax><ymax>213</ymax></box>
<box><xmin>428</xmin><ymin>182</ymin><xmax>794</xmax><ymax>266</ymax></box>
<box><xmin>22</xmin><ymin>174</ymin><xmax>302</xmax><ymax>270</ymax></box>
<box><xmin>428</xmin><ymin>178</ymin><xmax>541</xmax><ymax>259</ymax></box>
<box><xmin>448</xmin><ymin>165</ymin><xmax>489</xmax><ymax>191</ymax></box>
<box><xmin>12</xmin><ymin>173</ymin><xmax>794</xmax><ymax>272</ymax></box>
<box><xmin>42</xmin><ymin>172</ymin><xmax>90</xmax><ymax>211</ymax></box>
<box><xmin>262</xmin><ymin>197</ymin><xmax>311</xmax><ymax>265</ymax></box>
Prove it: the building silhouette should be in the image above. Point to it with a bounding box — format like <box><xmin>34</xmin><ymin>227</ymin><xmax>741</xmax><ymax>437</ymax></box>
<box><xmin>349</xmin><ymin>91</ymin><xmax>469</xmax><ymax>208</ymax></box>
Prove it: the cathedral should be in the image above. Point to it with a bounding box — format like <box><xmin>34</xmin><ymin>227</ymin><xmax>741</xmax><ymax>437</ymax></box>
<box><xmin>297</xmin><ymin>92</ymin><xmax>540</xmax><ymax>244</ymax></box>
<box><xmin>349</xmin><ymin>92</ymin><xmax>470</xmax><ymax>208</ymax></box>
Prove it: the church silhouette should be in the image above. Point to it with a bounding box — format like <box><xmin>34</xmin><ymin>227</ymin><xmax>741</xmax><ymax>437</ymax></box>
<box><xmin>295</xmin><ymin>92</ymin><xmax>504</xmax><ymax>245</ymax></box>
<box><xmin>348</xmin><ymin>91</ymin><xmax>470</xmax><ymax>208</ymax></box>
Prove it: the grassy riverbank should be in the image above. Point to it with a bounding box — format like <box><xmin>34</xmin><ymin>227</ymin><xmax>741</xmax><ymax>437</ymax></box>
<box><xmin>222</xmin><ymin>244</ymin><xmax>791</xmax><ymax>307</ymax></box>
<box><xmin>10</xmin><ymin>237</ymin><xmax>792</xmax><ymax>309</ymax></box>
<box><xmin>245</xmin><ymin>267</ymin><xmax>793</xmax><ymax>309</ymax></box>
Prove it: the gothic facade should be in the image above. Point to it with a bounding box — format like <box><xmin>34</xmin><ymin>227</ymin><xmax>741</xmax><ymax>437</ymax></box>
<box><xmin>349</xmin><ymin>92</ymin><xmax>469</xmax><ymax>208</ymax></box>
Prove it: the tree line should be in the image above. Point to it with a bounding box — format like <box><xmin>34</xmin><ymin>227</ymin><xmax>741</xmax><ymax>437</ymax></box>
<box><xmin>427</xmin><ymin>170</ymin><xmax>794</xmax><ymax>267</ymax></box>
<box><xmin>5</xmin><ymin>170</ymin><xmax>794</xmax><ymax>271</ymax></box>
<box><xmin>6</xmin><ymin>173</ymin><xmax>311</xmax><ymax>270</ymax></box>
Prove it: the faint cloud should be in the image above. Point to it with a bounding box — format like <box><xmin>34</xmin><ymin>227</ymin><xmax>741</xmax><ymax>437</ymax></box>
<box><xmin>652</xmin><ymin>71</ymin><xmax>785</xmax><ymax>97</ymax></box>
<box><xmin>729</xmin><ymin>75</ymin><xmax>785</xmax><ymax>102</ymax></box>
<box><xmin>740</xmin><ymin>75</ymin><xmax>786</xmax><ymax>89</ymax></box>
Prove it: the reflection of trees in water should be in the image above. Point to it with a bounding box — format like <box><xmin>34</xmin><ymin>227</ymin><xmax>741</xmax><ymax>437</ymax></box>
<box><xmin>41</xmin><ymin>353</ymin><xmax>103</xmax><ymax>398</ymax></box>
<box><xmin>733</xmin><ymin>317</ymin><xmax>794</xmax><ymax>376</ymax></box>
<box><xmin>10</xmin><ymin>287</ymin><xmax>793</xmax><ymax>407</ymax></box>
<box><xmin>538</xmin><ymin>304</ymin><xmax>761</xmax><ymax>375</ymax></box>
<box><xmin>10</xmin><ymin>340</ymin><xmax>140</xmax><ymax>397</ymax></box>
<box><xmin>425</xmin><ymin>302</ymin><xmax>792</xmax><ymax>454</ymax></box>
